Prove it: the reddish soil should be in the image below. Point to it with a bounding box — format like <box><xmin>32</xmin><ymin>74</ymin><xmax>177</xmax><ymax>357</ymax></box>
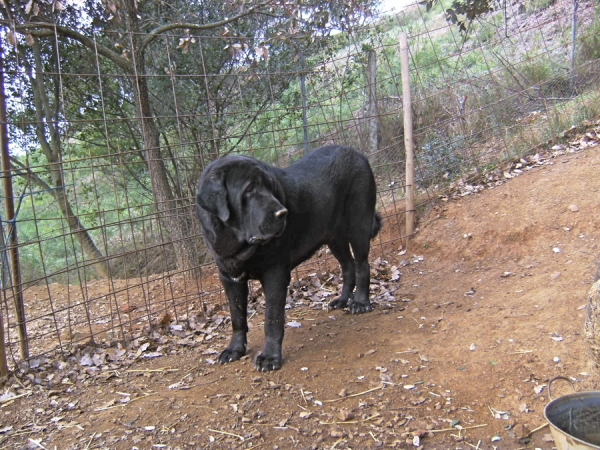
<box><xmin>1</xmin><ymin>142</ymin><xmax>600</xmax><ymax>449</ymax></box>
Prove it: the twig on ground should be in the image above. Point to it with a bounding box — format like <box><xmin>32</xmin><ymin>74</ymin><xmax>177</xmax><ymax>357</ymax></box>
<box><xmin>85</xmin><ymin>432</ymin><xmax>96</xmax><ymax>450</ymax></box>
<box><xmin>0</xmin><ymin>391</ymin><xmax>32</xmax><ymax>404</ymax></box>
<box><xmin>300</xmin><ymin>389</ymin><xmax>308</xmax><ymax>405</ymax></box>
<box><xmin>94</xmin><ymin>392</ymin><xmax>156</xmax><ymax>411</ymax></box>
<box><xmin>430</xmin><ymin>424</ymin><xmax>488</xmax><ymax>433</ymax></box>
<box><xmin>527</xmin><ymin>422</ymin><xmax>549</xmax><ymax>436</ymax></box>
<box><xmin>125</xmin><ymin>367</ymin><xmax>179</xmax><ymax>373</ymax></box>
<box><xmin>207</xmin><ymin>428</ymin><xmax>245</xmax><ymax>441</ymax></box>
<box><xmin>331</xmin><ymin>438</ymin><xmax>346</xmax><ymax>449</ymax></box>
<box><xmin>319</xmin><ymin>420</ymin><xmax>358</xmax><ymax>425</ymax></box>
<box><xmin>323</xmin><ymin>384</ymin><xmax>383</xmax><ymax>403</ymax></box>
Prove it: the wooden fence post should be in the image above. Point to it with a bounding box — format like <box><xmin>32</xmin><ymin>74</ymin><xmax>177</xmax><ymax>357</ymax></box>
<box><xmin>300</xmin><ymin>51</ymin><xmax>310</xmax><ymax>156</ymax></box>
<box><xmin>570</xmin><ymin>0</ymin><xmax>579</xmax><ymax>93</ymax></box>
<box><xmin>399</xmin><ymin>32</ymin><xmax>415</xmax><ymax>248</ymax></box>
<box><xmin>366</xmin><ymin>49</ymin><xmax>378</xmax><ymax>154</ymax></box>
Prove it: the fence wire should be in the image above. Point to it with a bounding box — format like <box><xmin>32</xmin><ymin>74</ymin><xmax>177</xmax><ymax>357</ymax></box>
<box><xmin>1</xmin><ymin>0</ymin><xmax>599</xmax><ymax>367</ymax></box>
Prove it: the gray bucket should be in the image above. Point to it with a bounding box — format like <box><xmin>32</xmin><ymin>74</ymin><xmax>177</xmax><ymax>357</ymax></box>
<box><xmin>544</xmin><ymin>377</ymin><xmax>600</xmax><ymax>450</ymax></box>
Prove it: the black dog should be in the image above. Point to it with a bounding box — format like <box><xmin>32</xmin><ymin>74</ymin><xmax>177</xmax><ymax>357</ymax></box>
<box><xmin>196</xmin><ymin>145</ymin><xmax>381</xmax><ymax>371</ymax></box>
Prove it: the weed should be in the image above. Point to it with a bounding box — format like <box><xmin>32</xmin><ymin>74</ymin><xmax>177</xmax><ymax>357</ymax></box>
<box><xmin>578</xmin><ymin>24</ymin><xmax>600</xmax><ymax>62</ymax></box>
<box><xmin>416</xmin><ymin>135</ymin><xmax>470</xmax><ymax>188</ymax></box>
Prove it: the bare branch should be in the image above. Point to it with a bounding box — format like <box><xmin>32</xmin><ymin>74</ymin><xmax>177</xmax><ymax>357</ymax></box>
<box><xmin>139</xmin><ymin>0</ymin><xmax>273</xmax><ymax>53</ymax></box>
<box><xmin>1</xmin><ymin>21</ymin><xmax>132</xmax><ymax>72</ymax></box>
<box><xmin>10</xmin><ymin>157</ymin><xmax>53</xmax><ymax>192</ymax></box>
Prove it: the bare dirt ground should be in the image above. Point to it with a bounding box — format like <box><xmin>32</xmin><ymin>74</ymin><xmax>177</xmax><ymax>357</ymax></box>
<box><xmin>2</xmin><ymin>135</ymin><xmax>600</xmax><ymax>449</ymax></box>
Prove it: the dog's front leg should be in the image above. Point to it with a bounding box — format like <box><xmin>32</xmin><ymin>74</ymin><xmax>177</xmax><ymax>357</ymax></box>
<box><xmin>218</xmin><ymin>274</ymin><xmax>249</xmax><ymax>364</ymax></box>
<box><xmin>255</xmin><ymin>267</ymin><xmax>290</xmax><ymax>371</ymax></box>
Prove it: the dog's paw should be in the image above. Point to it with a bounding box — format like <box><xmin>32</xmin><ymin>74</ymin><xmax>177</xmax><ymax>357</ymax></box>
<box><xmin>348</xmin><ymin>302</ymin><xmax>372</xmax><ymax>314</ymax></box>
<box><xmin>254</xmin><ymin>353</ymin><xmax>282</xmax><ymax>372</ymax></box>
<box><xmin>329</xmin><ymin>297</ymin><xmax>349</xmax><ymax>309</ymax></box>
<box><xmin>218</xmin><ymin>347</ymin><xmax>246</xmax><ymax>364</ymax></box>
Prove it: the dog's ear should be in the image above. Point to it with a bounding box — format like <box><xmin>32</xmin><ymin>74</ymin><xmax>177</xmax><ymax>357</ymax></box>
<box><xmin>197</xmin><ymin>172</ymin><xmax>230</xmax><ymax>223</ymax></box>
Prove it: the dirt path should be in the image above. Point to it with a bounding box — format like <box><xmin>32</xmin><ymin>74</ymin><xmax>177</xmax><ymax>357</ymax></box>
<box><xmin>1</xmin><ymin>142</ymin><xmax>599</xmax><ymax>449</ymax></box>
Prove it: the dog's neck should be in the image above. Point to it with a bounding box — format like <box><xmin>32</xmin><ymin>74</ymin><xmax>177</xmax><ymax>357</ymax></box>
<box><xmin>215</xmin><ymin>243</ymin><xmax>259</xmax><ymax>280</ymax></box>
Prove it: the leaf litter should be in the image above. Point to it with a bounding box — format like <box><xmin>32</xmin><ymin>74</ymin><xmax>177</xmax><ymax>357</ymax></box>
<box><xmin>2</xmin><ymin>121</ymin><xmax>600</xmax><ymax>448</ymax></box>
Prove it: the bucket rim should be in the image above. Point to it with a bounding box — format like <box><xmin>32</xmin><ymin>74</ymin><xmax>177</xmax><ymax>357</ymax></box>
<box><xmin>544</xmin><ymin>390</ymin><xmax>600</xmax><ymax>450</ymax></box>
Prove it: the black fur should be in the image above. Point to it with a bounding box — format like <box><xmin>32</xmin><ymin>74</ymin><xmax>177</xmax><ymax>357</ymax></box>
<box><xmin>196</xmin><ymin>145</ymin><xmax>381</xmax><ymax>371</ymax></box>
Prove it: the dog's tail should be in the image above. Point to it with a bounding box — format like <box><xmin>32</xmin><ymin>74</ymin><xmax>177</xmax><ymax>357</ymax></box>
<box><xmin>371</xmin><ymin>212</ymin><xmax>382</xmax><ymax>240</ymax></box>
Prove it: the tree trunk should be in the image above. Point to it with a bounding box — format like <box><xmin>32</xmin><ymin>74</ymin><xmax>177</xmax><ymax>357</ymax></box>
<box><xmin>126</xmin><ymin>0</ymin><xmax>201</xmax><ymax>277</ymax></box>
<box><xmin>29</xmin><ymin>40</ymin><xmax>108</xmax><ymax>278</ymax></box>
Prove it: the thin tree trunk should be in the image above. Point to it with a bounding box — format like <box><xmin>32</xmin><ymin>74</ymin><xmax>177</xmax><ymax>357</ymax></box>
<box><xmin>28</xmin><ymin>40</ymin><xmax>108</xmax><ymax>278</ymax></box>
<box><xmin>125</xmin><ymin>0</ymin><xmax>200</xmax><ymax>277</ymax></box>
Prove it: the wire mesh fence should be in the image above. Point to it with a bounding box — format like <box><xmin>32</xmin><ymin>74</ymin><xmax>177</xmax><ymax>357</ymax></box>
<box><xmin>1</xmin><ymin>0</ymin><xmax>599</xmax><ymax>369</ymax></box>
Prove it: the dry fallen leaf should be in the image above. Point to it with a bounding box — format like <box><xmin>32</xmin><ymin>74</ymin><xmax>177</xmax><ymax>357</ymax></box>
<box><xmin>542</xmin><ymin>433</ymin><xmax>555</xmax><ymax>442</ymax></box>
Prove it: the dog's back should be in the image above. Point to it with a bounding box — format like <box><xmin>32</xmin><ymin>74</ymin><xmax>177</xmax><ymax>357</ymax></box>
<box><xmin>276</xmin><ymin>145</ymin><xmax>379</xmax><ymax>267</ymax></box>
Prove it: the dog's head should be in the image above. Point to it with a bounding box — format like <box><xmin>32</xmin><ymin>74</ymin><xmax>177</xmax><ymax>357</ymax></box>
<box><xmin>196</xmin><ymin>156</ymin><xmax>288</xmax><ymax>258</ymax></box>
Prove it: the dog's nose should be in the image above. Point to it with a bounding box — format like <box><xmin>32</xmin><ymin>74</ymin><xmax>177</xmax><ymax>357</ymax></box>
<box><xmin>275</xmin><ymin>208</ymin><xmax>288</xmax><ymax>218</ymax></box>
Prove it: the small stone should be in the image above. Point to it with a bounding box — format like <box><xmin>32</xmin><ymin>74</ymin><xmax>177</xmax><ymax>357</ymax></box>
<box><xmin>512</xmin><ymin>423</ymin><xmax>530</xmax><ymax>439</ymax></box>
<box><xmin>550</xmin><ymin>272</ymin><xmax>562</xmax><ymax>280</ymax></box>
<box><xmin>553</xmin><ymin>356</ymin><xmax>561</xmax><ymax>363</ymax></box>
<box><xmin>469</xmin><ymin>343</ymin><xmax>476</xmax><ymax>351</ymax></box>
<box><xmin>569</xmin><ymin>205</ymin><xmax>579</xmax><ymax>212</ymax></box>
<box><xmin>518</xmin><ymin>402</ymin><xmax>529</xmax><ymax>413</ymax></box>
<box><xmin>337</xmin><ymin>409</ymin><xmax>353</xmax><ymax>421</ymax></box>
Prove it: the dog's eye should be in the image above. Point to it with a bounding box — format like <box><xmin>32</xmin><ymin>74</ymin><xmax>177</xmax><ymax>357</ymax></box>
<box><xmin>244</xmin><ymin>185</ymin><xmax>254</xmax><ymax>197</ymax></box>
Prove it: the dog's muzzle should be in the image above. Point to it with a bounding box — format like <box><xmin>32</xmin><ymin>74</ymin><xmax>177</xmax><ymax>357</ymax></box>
<box><xmin>248</xmin><ymin>209</ymin><xmax>288</xmax><ymax>245</ymax></box>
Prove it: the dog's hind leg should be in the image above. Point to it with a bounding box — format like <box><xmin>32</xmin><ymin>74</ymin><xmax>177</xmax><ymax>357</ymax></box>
<box><xmin>218</xmin><ymin>275</ymin><xmax>249</xmax><ymax>364</ymax></box>
<box><xmin>327</xmin><ymin>238</ymin><xmax>356</xmax><ymax>310</ymax></box>
<box><xmin>348</xmin><ymin>223</ymin><xmax>374</xmax><ymax>314</ymax></box>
